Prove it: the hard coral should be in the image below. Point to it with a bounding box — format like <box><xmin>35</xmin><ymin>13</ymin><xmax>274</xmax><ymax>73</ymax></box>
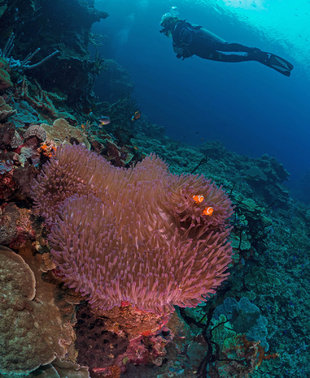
<box><xmin>0</xmin><ymin>57</ymin><xmax>12</xmax><ymax>91</ymax></box>
<box><xmin>0</xmin><ymin>95</ymin><xmax>16</xmax><ymax>122</ymax></box>
<box><xmin>75</xmin><ymin>304</ymin><xmax>129</xmax><ymax>374</ymax></box>
<box><xmin>0</xmin><ymin>245</ymin><xmax>78</xmax><ymax>376</ymax></box>
<box><xmin>32</xmin><ymin>144</ymin><xmax>233</xmax><ymax>315</ymax></box>
<box><xmin>0</xmin><ymin>122</ymin><xmax>15</xmax><ymax>148</ymax></box>
<box><xmin>0</xmin><ymin>203</ymin><xmax>20</xmax><ymax>245</ymax></box>
<box><xmin>101</xmin><ymin>302</ymin><xmax>170</xmax><ymax>339</ymax></box>
<box><xmin>0</xmin><ymin>246</ymin><xmax>55</xmax><ymax>375</ymax></box>
<box><xmin>41</xmin><ymin>118</ymin><xmax>90</xmax><ymax>148</ymax></box>
<box><xmin>0</xmin><ymin>163</ymin><xmax>16</xmax><ymax>200</ymax></box>
<box><xmin>24</xmin><ymin>124</ymin><xmax>47</xmax><ymax>142</ymax></box>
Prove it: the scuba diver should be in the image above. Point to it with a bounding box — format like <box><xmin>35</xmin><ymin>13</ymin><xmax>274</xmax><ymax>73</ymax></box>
<box><xmin>160</xmin><ymin>12</ymin><xmax>294</xmax><ymax>77</ymax></box>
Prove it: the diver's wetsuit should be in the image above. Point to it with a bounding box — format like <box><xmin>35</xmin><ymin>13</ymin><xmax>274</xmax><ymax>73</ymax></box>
<box><xmin>171</xmin><ymin>20</ymin><xmax>293</xmax><ymax>76</ymax></box>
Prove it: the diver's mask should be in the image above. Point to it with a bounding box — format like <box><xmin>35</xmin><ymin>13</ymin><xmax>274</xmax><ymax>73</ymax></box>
<box><xmin>160</xmin><ymin>13</ymin><xmax>179</xmax><ymax>36</ymax></box>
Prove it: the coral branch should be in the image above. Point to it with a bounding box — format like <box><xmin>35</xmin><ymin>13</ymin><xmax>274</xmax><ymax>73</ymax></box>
<box><xmin>21</xmin><ymin>47</ymin><xmax>41</xmax><ymax>66</ymax></box>
<box><xmin>0</xmin><ymin>33</ymin><xmax>59</xmax><ymax>72</ymax></box>
<box><xmin>24</xmin><ymin>49</ymin><xmax>59</xmax><ymax>70</ymax></box>
<box><xmin>1</xmin><ymin>32</ymin><xmax>15</xmax><ymax>58</ymax></box>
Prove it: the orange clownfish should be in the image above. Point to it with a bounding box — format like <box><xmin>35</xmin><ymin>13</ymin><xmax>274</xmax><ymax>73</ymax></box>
<box><xmin>203</xmin><ymin>207</ymin><xmax>214</xmax><ymax>216</ymax></box>
<box><xmin>40</xmin><ymin>143</ymin><xmax>49</xmax><ymax>151</ymax></box>
<box><xmin>131</xmin><ymin>110</ymin><xmax>141</xmax><ymax>122</ymax></box>
<box><xmin>192</xmin><ymin>194</ymin><xmax>204</xmax><ymax>204</ymax></box>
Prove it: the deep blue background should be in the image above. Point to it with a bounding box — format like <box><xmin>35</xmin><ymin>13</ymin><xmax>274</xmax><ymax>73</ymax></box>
<box><xmin>93</xmin><ymin>0</ymin><xmax>310</xmax><ymax>194</ymax></box>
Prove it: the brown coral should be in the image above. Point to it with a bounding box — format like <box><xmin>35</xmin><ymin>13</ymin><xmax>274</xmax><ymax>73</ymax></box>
<box><xmin>0</xmin><ymin>57</ymin><xmax>12</xmax><ymax>91</ymax></box>
<box><xmin>0</xmin><ymin>95</ymin><xmax>16</xmax><ymax>122</ymax></box>
<box><xmin>24</xmin><ymin>124</ymin><xmax>47</xmax><ymax>141</ymax></box>
<box><xmin>0</xmin><ymin>245</ymin><xmax>55</xmax><ymax>375</ymax></box>
<box><xmin>0</xmin><ymin>245</ymin><xmax>77</xmax><ymax>376</ymax></box>
<box><xmin>41</xmin><ymin>118</ymin><xmax>90</xmax><ymax>148</ymax></box>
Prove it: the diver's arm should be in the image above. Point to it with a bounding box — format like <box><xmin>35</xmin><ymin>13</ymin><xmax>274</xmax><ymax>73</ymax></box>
<box><xmin>173</xmin><ymin>43</ymin><xmax>192</xmax><ymax>59</ymax></box>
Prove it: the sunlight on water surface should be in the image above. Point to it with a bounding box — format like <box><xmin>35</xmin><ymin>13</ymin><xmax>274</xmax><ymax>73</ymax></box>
<box><xmin>222</xmin><ymin>0</ymin><xmax>265</xmax><ymax>10</ymax></box>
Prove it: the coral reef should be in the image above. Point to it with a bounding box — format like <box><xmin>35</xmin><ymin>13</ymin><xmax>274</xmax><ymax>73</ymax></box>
<box><xmin>0</xmin><ymin>2</ymin><xmax>309</xmax><ymax>374</ymax></box>
<box><xmin>32</xmin><ymin>144</ymin><xmax>233</xmax><ymax>315</ymax></box>
<box><xmin>0</xmin><ymin>244</ymin><xmax>80</xmax><ymax>376</ymax></box>
<box><xmin>0</xmin><ymin>96</ymin><xmax>308</xmax><ymax>375</ymax></box>
<box><xmin>0</xmin><ymin>203</ymin><xmax>35</xmax><ymax>248</ymax></box>
<box><xmin>75</xmin><ymin>303</ymin><xmax>174</xmax><ymax>376</ymax></box>
<box><xmin>99</xmin><ymin>302</ymin><xmax>170</xmax><ymax>340</ymax></box>
<box><xmin>75</xmin><ymin>304</ymin><xmax>129</xmax><ymax>374</ymax></box>
<box><xmin>0</xmin><ymin>57</ymin><xmax>13</xmax><ymax>90</ymax></box>
<box><xmin>41</xmin><ymin>118</ymin><xmax>90</xmax><ymax>148</ymax></box>
<box><xmin>24</xmin><ymin>124</ymin><xmax>47</xmax><ymax>141</ymax></box>
<box><xmin>1</xmin><ymin>32</ymin><xmax>59</xmax><ymax>72</ymax></box>
<box><xmin>17</xmin><ymin>78</ymin><xmax>62</xmax><ymax>120</ymax></box>
<box><xmin>123</xmin><ymin>136</ymin><xmax>310</xmax><ymax>376</ymax></box>
<box><xmin>0</xmin><ymin>246</ymin><xmax>55</xmax><ymax>375</ymax></box>
<box><xmin>0</xmin><ymin>0</ymin><xmax>108</xmax><ymax>105</ymax></box>
<box><xmin>213</xmin><ymin>297</ymin><xmax>269</xmax><ymax>350</ymax></box>
<box><xmin>0</xmin><ymin>95</ymin><xmax>16</xmax><ymax>121</ymax></box>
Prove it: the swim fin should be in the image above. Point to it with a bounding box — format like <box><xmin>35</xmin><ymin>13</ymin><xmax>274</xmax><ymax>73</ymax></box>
<box><xmin>262</xmin><ymin>53</ymin><xmax>294</xmax><ymax>77</ymax></box>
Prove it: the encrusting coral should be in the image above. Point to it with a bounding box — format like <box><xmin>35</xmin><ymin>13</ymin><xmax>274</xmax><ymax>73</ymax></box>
<box><xmin>0</xmin><ymin>95</ymin><xmax>16</xmax><ymax>121</ymax></box>
<box><xmin>0</xmin><ymin>246</ymin><xmax>55</xmax><ymax>375</ymax></box>
<box><xmin>23</xmin><ymin>124</ymin><xmax>47</xmax><ymax>142</ymax></box>
<box><xmin>41</xmin><ymin>118</ymin><xmax>90</xmax><ymax>149</ymax></box>
<box><xmin>0</xmin><ymin>57</ymin><xmax>12</xmax><ymax>90</ymax></box>
<box><xmin>0</xmin><ymin>244</ymin><xmax>78</xmax><ymax>376</ymax></box>
<box><xmin>32</xmin><ymin>144</ymin><xmax>233</xmax><ymax>315</ymax></box>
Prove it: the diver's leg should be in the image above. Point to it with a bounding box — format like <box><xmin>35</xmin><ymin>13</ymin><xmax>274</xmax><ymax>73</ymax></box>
<box><xmin>218</xmin><ymin>42</ymin><xmax>257</xmax><ymax>53</ymax></box>
<box><xmin>194</xmin><ymin>39</ymin><xmax>255</xmax><ymax>60</ymax></box>
<box><xmin>206</xmin><ymin>50</ymin><xmax>252</xmax><ymax>62</ymax></box>
<box><xmin>215</xmin><ymin>43</ymin><xmax>294</xmax><ymax>75</ymax></box>
<box><xmin>195</xmin><ymin>37</ymin><xmax>294</xmax><ymax>75</ymax></box>
<box><xmin>213</xmin><ymin>42</ymin><xmax>263</xmax><ymax>61</ymax></box>
<box><xmin>201</xmin><ymin>42</ymin><xmax>260</xmax><ymax>62</ymax></box>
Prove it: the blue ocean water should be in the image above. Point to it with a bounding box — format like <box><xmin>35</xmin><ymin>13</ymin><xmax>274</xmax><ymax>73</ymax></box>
<box><xmin>93</xmin><ymin>0</ymin><xmax>310</xmax><ymax>198</ymax></box>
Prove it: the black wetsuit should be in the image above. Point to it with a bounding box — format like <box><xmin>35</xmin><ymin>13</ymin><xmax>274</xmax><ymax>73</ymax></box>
<box><xmin>172</xmin><ymin>20</ymin><xmax>262</xmax><ymax>61</ymax></box>
<box><xmin>171</xmin><ymin>20</ymin><xmax>294</xmax><ymax>76</ymax></box>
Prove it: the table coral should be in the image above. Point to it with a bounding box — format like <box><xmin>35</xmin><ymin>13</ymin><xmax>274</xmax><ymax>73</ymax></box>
<box><xmin>32</xmin><ymin>144</ymin><xmax>233</xmax><ymax>315</ymax></box>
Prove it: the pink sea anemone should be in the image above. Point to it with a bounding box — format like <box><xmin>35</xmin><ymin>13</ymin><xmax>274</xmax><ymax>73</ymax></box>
<box><xmin>32</xmin><ymin>144</ymin><xmax>233</xmax><ymax>315</ymax></box>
